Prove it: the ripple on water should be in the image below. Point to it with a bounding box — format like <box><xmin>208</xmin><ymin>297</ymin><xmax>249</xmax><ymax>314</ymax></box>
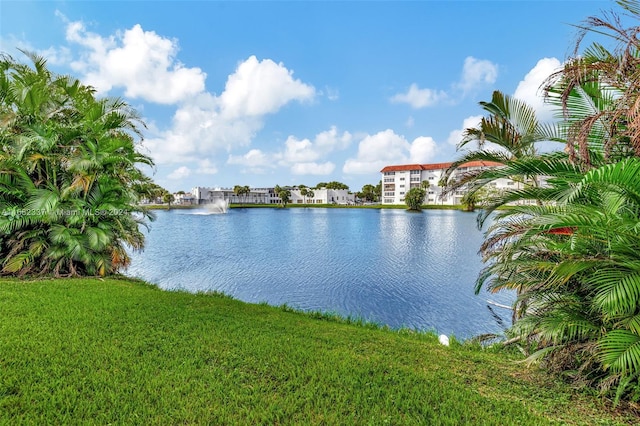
<box><xmin>126</xmin><ymin>208</ymin><xmax>514</xmax><ymax>339</ymax></box>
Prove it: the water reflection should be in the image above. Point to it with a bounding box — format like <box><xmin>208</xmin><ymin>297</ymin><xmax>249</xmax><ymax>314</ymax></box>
<box><xmin>126</xmin><ymin>208</ymin><xmax>513</xmax><ymax>339</ymax></box>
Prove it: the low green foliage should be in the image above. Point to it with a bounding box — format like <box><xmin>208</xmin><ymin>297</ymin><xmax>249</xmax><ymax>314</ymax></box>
<box><xmin>0</xmin><ymin>278</ymin><xmax>636</xmax><ymax>425</ymax></box>
<box><xmin>404</xmin><ymin>187</ymin><xmax>426</xmax><ymax>211</ymax></box>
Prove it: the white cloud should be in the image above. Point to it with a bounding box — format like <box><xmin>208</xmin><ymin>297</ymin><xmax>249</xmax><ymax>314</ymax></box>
<box><xmin>0</xmin><ymin>35</ymin><xmax>72</xmax><ymax>67</ymax></box>
<box><xmin>291</xmin><ymin>162</ymin><xmax>335</xmax><ymax>175</ymax></box>
<box><xmin>65</xmin><ymin>21</ymin><xmax>206</xmax><ymax>104</ymax></box>
<box><xmin>405</xmin><ymin>116</ymin><xmax>415</xmax><ymax>128</ymax></box>
<box><xmin>283</xmin><ymin>136</ymin><xmax>318</xmax><ymax>162</ymax></box>
<box><xmin>167</xmin><ymin>166</ymin><xmax>192</xmax><ymax>180</ymax></box>
<box><xmin>447</xmin><ymin>115</ymin><xmax>482</xmax><ymax>146</ymax></box>
<box><xmin>391</xmin><ymin>57</ymin><xmax>498</xmax><ymax>109</ymax></box>
<box><xmin>343</xmin><ymin>130</ymin><xmax>410</xmax><ymax>174</ymax></box>
<box><xmin>390</xmin><ymin>83</ymin><xmax>447</xmax><ymax>108</ymax></box>
<box><xmin>225</xmin><ymin>126</ymin><xmax>350</xmax><ymax>177</ymax></box>
<box><xmin>275</xmin><ymin>126</ymin><xmax>351</xmax><ymax>175</ymax></box>
<box><xmin>409</xmin><ymin>136</ymin><xmax>438</xmax><ymax>163</ymax></box>
<box><xmin>315</xmin><ymin>126</ymin><xmax>352</xmax><ymax>150</ymax></box>
<box><xmin>324</xmin><ymin>86</ymin><xmax>340</xmax><ymax>101</ymax></box>
<box><xmin>227</xmin><ymin>149</ymin><xmax>274</xmax><ymax>167</ymax></box>
<box><xmin>343</xmin><ymin>130</ymin><xmax>441</xmax><ymax>175</ymax></box>
<box><xmin>456</xmin><ymin>57</ymin><xmax>498</xmax><ymax>94</ymax></box>
<box><xmin>513</xmin><ymin>57</ymin><xmax>562</xmax><ymax>123</ymax></box>
<box><xmin>282</xmin><ymin>125</ymin><xmax>352</xmax><ymax>164</ymax></box>
<box><xmin>140</xmin><ymin>54</ymin><xmax>317</xmax><ymax>164</ymax></box>
<box><xmin>219</xmin><ymin>55</ymin><xmax>315</xmax><ymax>118</ymax></box>
<box><xmin>143</xmin><ymin>91</ymin><xmax>263</xmax><ymax>164</ymax></box>
<box><xmin>227</xmin><ymin>149</ymin><xmax>275</xmax><ymax>175</ymax></box>
<box><xmin>196</xmin><ymin>159</ymin><xmax>218</xmax><ymax>175</ymax></box>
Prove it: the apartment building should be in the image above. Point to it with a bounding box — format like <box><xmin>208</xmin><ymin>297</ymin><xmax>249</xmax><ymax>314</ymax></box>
<box><xmin>191</xmin><ymin>186</ymin><xmax>355</xmax><ymax>205</ymax></box>
<box><xmin>380</xmin><ymin>161</ymin><xmax>515</xmax><ymax>205</ymax></box>
<box><xmin>288</xmin><ymin>188</ymin><xmax>355</xmax><ymax>205</ymax></box>
<box><xmin>191</xmin><ymin>187</ymin><xmax>274</xmax><ymax>204</ymax></box>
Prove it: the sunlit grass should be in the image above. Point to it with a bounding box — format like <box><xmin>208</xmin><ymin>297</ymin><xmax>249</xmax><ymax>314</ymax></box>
<box><xmin>0</xmin><ymin>277</ymin><xmax>636</xmax><ymax>424</ymax></box>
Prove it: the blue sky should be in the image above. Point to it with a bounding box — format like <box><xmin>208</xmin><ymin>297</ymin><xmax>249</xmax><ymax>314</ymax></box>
<box><xmin>1</xmin><ymin>1</ymin><xmax>610</xmax><ymax>192</ymax></box>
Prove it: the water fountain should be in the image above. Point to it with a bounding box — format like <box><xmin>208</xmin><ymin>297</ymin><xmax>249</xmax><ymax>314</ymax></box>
<box><xmin>205</xmin><ymin>199</ymin><xmax>230</xmax><ymax>214</ymax></box>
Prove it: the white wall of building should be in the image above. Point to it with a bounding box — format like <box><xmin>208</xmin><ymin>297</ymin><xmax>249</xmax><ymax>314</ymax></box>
<box><xmin>191</xmin><ymin>187</ymin><xmax>355</xmax><ymax>205</ymax></box>
<box><xmin>288</xmin><ymin>188</ymin><xmax>355</xmax><ymax>205</ymax></box>
<box><xmin>381</xmin><ymin>163</ymin><xmax>517</xmax><ymax>205</ymax></box>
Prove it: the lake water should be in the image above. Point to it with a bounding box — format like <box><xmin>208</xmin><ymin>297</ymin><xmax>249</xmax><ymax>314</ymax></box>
<box><xmin>125</xmin><ymin>208</ymin><xmax>514</xmax><ymax>339</ymax></box>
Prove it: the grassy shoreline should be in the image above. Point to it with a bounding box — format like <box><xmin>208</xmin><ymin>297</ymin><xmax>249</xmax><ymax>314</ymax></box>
<box><xmin>0</xmin><ymin>277</ymin><xmax>637</xmax><ymax>424</ymax></box>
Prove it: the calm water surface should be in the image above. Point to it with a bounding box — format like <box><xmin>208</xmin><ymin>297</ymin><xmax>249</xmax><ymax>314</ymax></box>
<box><xmin>126</xmin><ymin>208</ymin><xmax>514</xmax><ymax>339</ymax></box>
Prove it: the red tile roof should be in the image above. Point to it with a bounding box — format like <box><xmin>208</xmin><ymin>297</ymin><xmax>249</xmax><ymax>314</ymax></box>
<box><xmin>380</xmin><ymin>160</ymin><xmax>503</xmax><ymax>173</ymax></box>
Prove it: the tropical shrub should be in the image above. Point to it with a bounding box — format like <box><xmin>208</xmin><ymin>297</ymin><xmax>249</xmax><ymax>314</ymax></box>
<box><xmin>452</xmin><ymin>0</ymin><xmax>640</xmax><ymax>403</ymax></box>
<box><xmin>478</xmin><ymin>157</ymin><xmax>640</xmax><ymax>402</ymax></box>
<box><xmin>0</xmin><ymin>52</ymin><xmax>154</xmax><ymax>276</ymax></box>
<box><xmin>404</xmin><ymin>187</ymin><xmax>425</xmax><ymax>211</ymax></box>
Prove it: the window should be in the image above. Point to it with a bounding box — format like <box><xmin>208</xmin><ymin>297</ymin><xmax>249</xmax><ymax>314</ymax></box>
<box><xmin>400</xmin><ymin>192</ymin><xmax>405</xmax><ymax>195</ymax></box>
<box><xmin>399</xmin><ymin>177</ymin><xmax>405</xmax><ymax>181</ymax></box>
<box><xmin>410</xmin><ymin>170</ymin><xmax>421</xmax><ymax>174</ymax></box>
<box><xmin>507</xmin><ymin>182</ymin><xmax>515</xmax><ymax>186</ymax></box>
<box><xmin>429</xmin><ymin>177</ymin><xmax>434</xmax><ymax>180</ymax></box>
<box><xmin>399</xmin><ymin>184</ymin><xmax>405</xmax><ymax>188</ymax></box>
<box><xmin>384</xmin><ymin>171</ymin><xmax>395</xmax><ymax>176</ymax></box>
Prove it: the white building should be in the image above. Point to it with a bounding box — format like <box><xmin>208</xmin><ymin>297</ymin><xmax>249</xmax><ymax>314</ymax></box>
<box><xmin>191</xmin><ymin>187</ymin><xmax>275</xmax><ymax>204</ymax></box>
<box><xmin>380</xmin><ymin>161</ymin><xmax>515</xmax><ymax>205</ymax></box>
<box><xmin>172</xmin><ymin>192</ymin><xmax>197</xmax><ymax>205</ymax></box>
<box><xmin>191</xmin><ymin>186</ymin><xmax>355</xmax><ymax>205</ymax></box>
<box><xmin>288</xmin><ymin>188</ymin><xmax>355</xmax><ymax>205</ymax></box>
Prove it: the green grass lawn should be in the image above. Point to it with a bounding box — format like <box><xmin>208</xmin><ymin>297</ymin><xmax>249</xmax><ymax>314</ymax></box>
<box><xmin>0</xmin><ymin>277</ymin><xmax>637</xmax><ymax>425</ymax></box>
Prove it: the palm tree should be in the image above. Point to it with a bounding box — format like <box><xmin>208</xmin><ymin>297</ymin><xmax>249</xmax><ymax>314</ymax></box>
<box><xmin>278</xmin><ymin>188</ymin><xmax>291</xmax><ymax>208</ymax></box>
<box><xmin>441</xmin><ymin>90</ymin><xmax>563</xmax><ymax>200</ymax></box>
<box><xmin>447</xmin><ymin>1</ymin><xmax>640</xmax><ymax>404</ymax></box>
<box><xmin>233</xmin><ymin>185</ymin><xmax>242</xmax><ymax>206</ymax></box>
<box><xmin>0</xmin><ymin>51</ymin><xmax>154</xmax><ymax>277</ymax></box>
<box><xmin>543</xmin><ymin>0</ymin><xmax>640</xmax><ymax>168</ymax></box>
<box><xmin>404</xmin><ymin>187</ymin><xmax>425</xmax><ymax>211</ymax></box>
<box><xmin>300</xmin><ymin>187</ymin><xmax>308</xmax><ymax>204</ymax></box>
<box><xmin>231</xmin><ymin>185</ymin><xmax>250</xmax><ymax>206</ymax></box>
<box><xmin>477</xmin><ymin>157</ymin><xmax>640</xmax><ymax>403</ymax></box>
<box><xmin>162</xmin><ymin>192</ymin><xmax>174</xmax><ymax>209</ymax></box>
<box><xmin>242</xmin><ymin>185</ymin><xmax>250</xmax><ymax>205</ymax></box>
